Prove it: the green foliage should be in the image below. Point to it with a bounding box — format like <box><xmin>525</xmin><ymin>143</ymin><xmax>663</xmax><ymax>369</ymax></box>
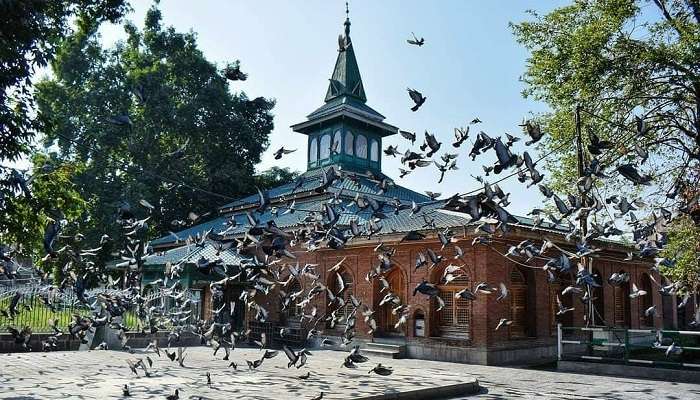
<box><xmin>0</xmin><ymin>154</ymin><xmax>88</xmax><ymax>261</ymax></box>
<box><xmin>254</xmin><ymin>167</ymin><xmax>301</xmax><ymax>189</ymax></box>
<box><xmin>661</xmin><ymin>215</ymin><xmax>700</xmax><ymax>291</ymax></box>
<box><xmin>511</xmin><ymin>0</ymin><xmax>700</xmax><ymax>201</ymax></box>
<box><xmin>0</xmin><ymin>0</ymin><xmax>130</xmax><ymax>162</ymax></box>
<box><xmin>34</xmin><ymin>5</ymin><xmax>275</xmax><ymax>250</ymax></box>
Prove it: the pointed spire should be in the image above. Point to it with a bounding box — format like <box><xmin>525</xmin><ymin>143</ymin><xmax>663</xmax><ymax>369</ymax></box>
<box><xmin>325</xmin><ymin>1</ymin><xmax>366</xmax><ymax>103</ymax></box>
<box><xmin>344</xmin><ymin>1</ymin><xmax>351</xmax><ymax>38</ymax></box>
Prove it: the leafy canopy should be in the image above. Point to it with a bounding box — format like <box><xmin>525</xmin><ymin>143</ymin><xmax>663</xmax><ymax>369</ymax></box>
<box><xmin>511</xmin><ymin>0</ymin><xmax>700</xmax><ymax>206</ymax></box>
<box><xmin>0</xmin><ymin>0</ymin><xmax>130</xmax><ymax>162</ymax></box>
<box><xmin>35</xmin><ymin>5</ymin><xmax>276</xmax><ymax>249</ymax></box>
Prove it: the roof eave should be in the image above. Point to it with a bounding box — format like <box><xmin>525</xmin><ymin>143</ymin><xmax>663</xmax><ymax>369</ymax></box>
<box><xmin>291</xmin><ymin>110</ymin><xmax>398</xmax><ymax>137</ymax></box>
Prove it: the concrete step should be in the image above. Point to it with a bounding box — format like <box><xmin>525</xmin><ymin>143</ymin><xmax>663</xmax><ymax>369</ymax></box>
<box><xmin>364</xmin><ymin>342</ymin><xmax>405</xmax><ymax>359</ymax></box>
<box><xmin>365</xmin><ymin>342</ymin><xmax>403</xmax><ymax>351</ymax></box>
<box><xmin>362</xmin><ymin>348</ymin><xmax>402</xmax><ymax>359</ymax></box>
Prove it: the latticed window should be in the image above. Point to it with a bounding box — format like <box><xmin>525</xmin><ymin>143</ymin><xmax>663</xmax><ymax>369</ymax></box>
<box><xmin>509</xmin><ymin>268</ymin><xmax>528</xmax><ymax>338</ymax></box>
<box><xmin>436</xmin><ymin>272</ymin><xmax>471</xmax><ymax>340</ymax></box>
<box><xmin>613</xmin><ymin>272</ymin><xmax>631</xmax><ymax>327</ymax></box>
<box><xmin>285</xmin><ymin>279</ymin><xmax>303</xmax><ymax>320</ymax></box>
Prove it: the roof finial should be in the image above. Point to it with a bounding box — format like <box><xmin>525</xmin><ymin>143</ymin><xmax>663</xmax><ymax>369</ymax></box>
<box><xmin>344</xmin><ymin>1</ymin><xmax>351</xmax><ymax>37</ymax></box>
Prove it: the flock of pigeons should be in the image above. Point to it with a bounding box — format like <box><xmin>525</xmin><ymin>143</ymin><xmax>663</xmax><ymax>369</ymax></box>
<box><xmin>0</xmin><ymin>18</ymin><xmax>698</xmax><ymax>400</ymax></box>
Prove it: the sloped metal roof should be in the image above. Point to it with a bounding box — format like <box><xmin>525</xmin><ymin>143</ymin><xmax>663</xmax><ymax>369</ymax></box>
<box><xmin>144</xmin><ymin>241</ymin><xmax>247</xmax><ymax>266</ymax></box>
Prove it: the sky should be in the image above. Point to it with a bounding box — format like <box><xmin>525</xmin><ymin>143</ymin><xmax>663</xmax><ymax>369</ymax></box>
<box><xmin>95</xmin><ymin>0</ymin><xmax>568</xmax><ymax>216</ymax></box>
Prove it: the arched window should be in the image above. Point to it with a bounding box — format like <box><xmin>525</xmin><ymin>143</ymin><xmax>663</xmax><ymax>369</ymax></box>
<box><xmin>435</xmin><ymin>266</ymin><xmax>471</xmax><ymax>340</ymax></box>
<box><xmin>309</xmin><ymin>138</ymin><xmax>318</xmax><ymax>163</ymax></box>
<box><xmin>370</xmin><ymin>139</ymin><xmax>379</xmax><ymax>162</ymax></box>
<box><xmin>332</xmin><ymin>130</ymin><xmax>342</xmax><ymax>156</ymax></box>
<box><xmin>639</xmin><ymin>273</ymin><xmax>653</xmax><ymax>327</ymax></box>
<box><xmin>320</xmin><ymin>134</ymin><xmax>331</xmax><ymax>159</ymax></box>
<box><xmin>510</xmin><ymin>267</ymin><xmax>528</xmax><ymax>338</ymax></box>
<box><xmin>613</xmin><ymin>270</ymin><xmax>631</xmax><ymax>327</ymax></box>
<box><xmin>327</xmin><ymin>268</ymin><xmax>354</xmax><ymax>328</ymax></box>
<box><xmin>355</xmin><ymin>134</ymin><xmax>367</xmax><ymax>158</ymax></box>
<box><xmin>283</xmin><ymin>278</ymin><xmax>303</xmax><ymax>323</ymax></box>
<box><xmin>344</xmin><ymin>131</ymin><xmax>354</xmax><ymax>155</ymax></box>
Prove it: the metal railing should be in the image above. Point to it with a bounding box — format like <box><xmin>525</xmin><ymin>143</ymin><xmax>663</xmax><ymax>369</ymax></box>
<box><xmin>1</xmin><ymin>280</ymin><xmax>199</xmax><ymax>333</ymax></box>
<box><xmin>557</xmin><ymin>324</ymin><xmax>700</xmax><ymax>369</ymax></box>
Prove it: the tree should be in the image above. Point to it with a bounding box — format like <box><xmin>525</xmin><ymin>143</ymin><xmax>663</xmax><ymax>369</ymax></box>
<box><xmin>34</xmin><ymin>5</ymin><xmax>275</xmax><ymax>250</ymax></box>
<box><xmin>254</xmin><ymin>167</ymin><xmax>300</xmax><ymax>189</ymax></box>
<box><xmin>511</xmin><ymin>0</ymin><xmax>700</xmax><ymax>210</ymax></box>
<box><xmin>0</xmin><ymin>0</ymin><xmax>130</xmax><ymax>162</ymax></box>
<box><xmin>661</xmin><ymin>215</ymin><xmax>700</xmax><ymax>291</ymax></box>
<box><xmin>0</xmin><ymin>153</ymin><xmax>88</xmax><ymax>262</ymax></box>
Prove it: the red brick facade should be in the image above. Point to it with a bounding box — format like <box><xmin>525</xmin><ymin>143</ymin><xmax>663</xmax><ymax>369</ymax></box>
<box><xmin>243</xmin><ymin>226</ymin><xmax>674</xmax><ymax>365</ymax></box>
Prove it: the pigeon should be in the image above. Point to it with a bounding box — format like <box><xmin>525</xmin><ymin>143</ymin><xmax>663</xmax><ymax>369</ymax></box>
<box><xmin>399</xmin><ymin>130</ymin><xmax>417</xmax><ymax>145</ymax></box>
<box><xmin>617</xmin><ymin>164</ymin><xmax>652</xmax><ymax>185</ymax></box>
<box><xmin>407</xmin><ymin>88</ymin><xmax>426</xmax><ymax>111</ymax></box>
<box><xmin>274</xmin><ymin>147</ymin><xmax>296</xmax><ymax>160</ymax></box>
<box><xmin>629</xmin><ymin>283</ymin><xmax>647</xmax><ymax>298</ymax></box>
<box><xmin>406</xmin><ymin>32</ymin><xmax>425</xmax><ymax>46</ymax></box>
<box><xmin>520</xmin><ymin>120</ymin><xmax>544</xmax><ymax>145</ymax></box>
<box><xmin>495</xmin><ymin>318</ymin><xmax>512</xmax><ymax>331</ymax></box>
<box><xmin>166</xmin><ymin>389</ymin><xmax>179</xmax><ymax>400</ymax></box>
<box><xmin>368</xmin><ymin>363</ymin><xmax>393</xmax><ymax>376</ymax></box>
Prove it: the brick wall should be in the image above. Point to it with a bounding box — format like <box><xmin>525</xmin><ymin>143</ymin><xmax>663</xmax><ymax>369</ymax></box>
<box><xmin>244</xmin><ymin>227</ymin><xmax>668</xmax><ymax>364</ymax></box>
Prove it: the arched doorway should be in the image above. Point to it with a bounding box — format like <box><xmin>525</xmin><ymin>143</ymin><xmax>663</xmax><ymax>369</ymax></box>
<box><xmin>613</xmin><ymin>270</ymin><xmax>631</xmax><ymax>327</ymax></box>
<box><xmin>381</xmin><ymin>267</ymin><xmax>406</xmax><ymax>336</ymax></box>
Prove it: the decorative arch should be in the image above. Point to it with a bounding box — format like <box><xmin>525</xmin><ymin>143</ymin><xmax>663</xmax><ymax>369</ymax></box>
<box><xmin>370</xmin><ymin>139</ymin><xmax>379</xmax><ymax>162</ymax></box>
<box><xmin>639</xmin><ymin>273</ymin><xmax>653</xmax><ymax>327</ymax></box>
<box><xmin>344</xmin><ymin>131</ymin><xmax>354</xmax><ymax>155</ymax></box>
<box><xmin>320</xmin><ymin>134</ymin><xmax>331</xmax><ymax>159</ymax></box>
<box><xmin>432</xmin><ymin>264</ymin><xmax>471</xmax><ymax>340</ymax></box>
<box><xmin>613</xmin><ymin>269</ymin><xmax>632</xmax><ymax>327</ymax></box>
<box><xmin>355</xmin><ymin>134</ymin><xmax>367</xmax><ymax>158</ymax></box>
<box><xmin>309</xmin><ymin>137</ymin><xmax>318</xmax><ymax>163</ymax></box>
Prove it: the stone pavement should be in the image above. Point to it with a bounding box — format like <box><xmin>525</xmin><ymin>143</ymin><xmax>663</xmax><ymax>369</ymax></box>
<box><xmin>0</xmin><ymin>346</ymin><xmax>698</xmax><ymax>400</ymax></box>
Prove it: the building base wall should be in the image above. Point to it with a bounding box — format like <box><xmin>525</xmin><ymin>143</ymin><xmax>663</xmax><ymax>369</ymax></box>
<box><xmin>558</xmin><ymin>360</ymin><xmax>700</xmax><ymax>384</ymax></box>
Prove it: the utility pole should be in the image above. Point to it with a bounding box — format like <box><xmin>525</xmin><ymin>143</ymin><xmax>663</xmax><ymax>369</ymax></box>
<box><xmin>575</xmin><ymin>104</ymin><xmax>595</xmax><ymax>327</ymax></box>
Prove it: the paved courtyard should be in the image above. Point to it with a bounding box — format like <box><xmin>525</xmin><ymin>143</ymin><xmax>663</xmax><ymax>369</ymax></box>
<box><xmin>0</xmin><ymin>346</ymin><xmax>697</xmax><ymax>399</ymax></box>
